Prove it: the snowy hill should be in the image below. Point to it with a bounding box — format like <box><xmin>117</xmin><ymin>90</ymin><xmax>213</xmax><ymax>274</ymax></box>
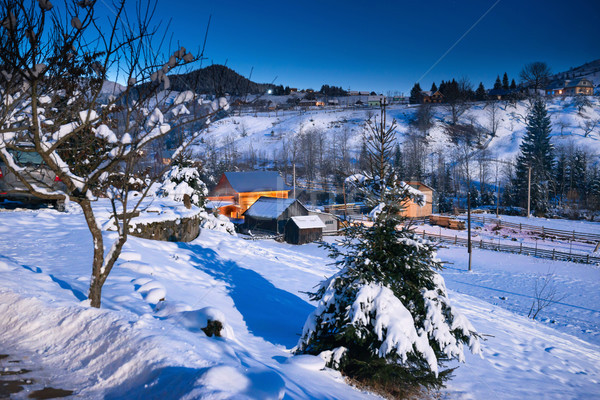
<box><xmin>554</xmin><ymin>58</ymin><xmax>600</xmax><ymax>86</ymax></box>
<box><xmin>1</xmin><ymin>202</ymin><xmax>599</xmax><ymax>398</ymax></box>
<box><xmin>196</xmin><ymin>97</ymin><xmax>600</xmax><ymax>167</ymax></box>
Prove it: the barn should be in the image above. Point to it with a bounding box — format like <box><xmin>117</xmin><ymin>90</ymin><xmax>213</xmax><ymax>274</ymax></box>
<box><xmin>242</xmin><ymin>196</ymin><xmax>308</xmax><ymax>234</ymax></box>
<box><xmin>284</xmin><ymin>215</ymin><xmax>326</xmax><ymax>245</ymax></box>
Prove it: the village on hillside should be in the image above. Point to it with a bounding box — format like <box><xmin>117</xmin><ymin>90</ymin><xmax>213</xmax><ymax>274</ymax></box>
<box><xmin>1</xmin><ymin>1</ymin><xmax>600</xmax><ymax>399</ymax></box>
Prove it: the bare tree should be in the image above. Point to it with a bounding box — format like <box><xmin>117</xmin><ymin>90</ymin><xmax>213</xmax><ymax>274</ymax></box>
<box><xmin>520</xmin><ymin>61</ymin><xmax>552</xmax><ymax>92</ymax></box>
<box><xmin>580</xmin><ymin>118</ymin><xmax>599</xmax><ymax>138</ymax></box>
<box><xmin>485</xmin><ymin>100</ymin><xmax>501</xmax><ymax>137</ymax></box>
<box><xmin>0</xmin><ymin>0</ymin><xmax>225</xmax><ymax>307</ymax></box>
<box><xmin>528</xmin><ymin>270</ymin><xmax>567</xmax><ymax>320</ymax></box>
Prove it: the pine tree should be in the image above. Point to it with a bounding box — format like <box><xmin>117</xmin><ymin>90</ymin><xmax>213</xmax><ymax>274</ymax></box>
<box><xmin>475</xmin><ymin>82</ymin><xmax>487</xmax><ymax>101</ymax></box>
<box><xmin>431</xmin><ymin>82</ymin><xmax>438</xmax><ymax>92</ymax></box>
<box><xmin>296</xmin><ymin>106</ymin><xmax>481</xmax><ymax>396</ymax></box>
<box><xmin>510</xmin><ymin>79</ymin><xmax>517</xmax><ymax>90</ymax></box>
<box><xmin>409</xmin><ymin>83</ymin><xmax>423</xmax><ymax>104</ymax></box>
<box><xmin>512</xmin><ymin>99</ymin><xmax>555</xmax><ymax>215</ymax></box>
<box><xmin>493</xmin><ymin>75</ymin><xmax>502</xmax><ymax>90</ymax></box>
<box><xmin>502</xmin><ymin>72</ymin><xmax>509</xmax><ymax>90</ymax></box>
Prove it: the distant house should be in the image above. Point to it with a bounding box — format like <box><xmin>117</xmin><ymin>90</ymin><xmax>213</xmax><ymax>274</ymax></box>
<box><xmin>207</xmin><ymin>171</ymin><xmax>291</xmax><ymax>219</ymax></box>
<box><xmin>421</xmin><ymin>90</ymin><xmax>444</xmax><ymax>103</ymax></box>
<box><xmin>242</xmin><ymin>197</ymin><xmax>308</xmax><ymax>234</ymax></box>
<box><xmin>285</xmin><ymin>215</ymin><xmax>326</xmax><ymax>244</ymax></box>
<box><xmin>564</xmin><ymin>78</ymin><xmax>594</xmax><ymax>96</ymax></box>
<box><xmin>487</xmin><ymin>88</ymin><xmax>511</xmax><ymax>100</ymax></box>
<box><xmin>546</xmin><ymin>78</ymin><xmax>594</xmax><ymax>96</ymax></box>
<box><xmin>399</xmin><ymin>181</ymin><xmax>434</xmax><ymax>218</ymax></box>
<box><xmin>299</xmin><ymin>99</ymin><xmax>325</xmax><ymax>107</ymax></box>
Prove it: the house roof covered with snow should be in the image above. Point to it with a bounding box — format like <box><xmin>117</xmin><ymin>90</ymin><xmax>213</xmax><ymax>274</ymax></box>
<box><xmin>224</xmin><ymin>171</ymin><xmax>291</xmax><ymax>193</ymax></box>
<box><xmin>243</xmin><ymin>197</ymin><xmax>298</xmax><ymax>219</ymax></box>
<box><xmin>289</xmin><ymin>215</ymin><xmax>326</xmax><ymax>229</ymax></box>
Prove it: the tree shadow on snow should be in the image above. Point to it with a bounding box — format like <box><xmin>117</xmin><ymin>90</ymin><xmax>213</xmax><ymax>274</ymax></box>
<box><xmin>178</xmin><ymin>242</ymin><xmax>314</xmax><ymax>348</ymax></box>
<box><xmin>104</xmin><ymin>365</ymin><xmax>207</xmax><ymax>400</ymax></box>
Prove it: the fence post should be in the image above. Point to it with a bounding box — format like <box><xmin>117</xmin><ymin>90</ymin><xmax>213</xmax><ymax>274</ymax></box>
<box><xmin>542</xmin><ymin>226</ymin><xmax>545</xmax><ymax>237</ymax></box>
<box><xmin>455</xmin><ymin>235</ymin><xmax>457</xmax><ymax>245</ymax></box>
<box><xmin>587</xmin><ymin>254</ymin><xmax>590</xmax><ymax>264</ymax></box>
<box><xmin>519</xmin><ymin>223</ymin><xmax>522</xmax><ymax>232</ymax></box>
<box><xmin>573</xmin><ymin>230</ymin><xmax>575</xmax><ymax>241</ymax></box>
<box><xmin>423</xmin><ymin>231</ymin><xmax>426</xmax><ymax>239</ymax></box>
<box><xmin>520</xmin><ymin>242</ymin><xmax>522</xmax><ymax>254</ymax></box>
<box><xmin>552</xmin><ymin>249</ymin><xmax>555</xmax><ymax>260</ymax></box>
<box><xmin>535</xmin><ymin>241</ymin><xmax>537</xmax><ymax>257</ymax></box>
<box><xmin>483</xmin><ymin>215</ymin><xmax>485</xmax><ymax>224</ymax></box>
<box><xmin>480</xmin><ymin>239</ymin><xmax>483</xmax><ymax>249</ymax></box>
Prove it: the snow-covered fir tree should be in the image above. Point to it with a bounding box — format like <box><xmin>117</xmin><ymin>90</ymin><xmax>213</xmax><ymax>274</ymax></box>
<box><xmin>512</xmin><ymin>99</ymin><xmax>554</xmax><ymax>215</ymax></box>
<box><xmin>295</xmin><ymin>107</ymin><xmax>481</xmax><ymax>396</ymax></box>
<box><xmin>160</xmin><ymin>158</ymin><xmax>208</xmax><ymax>207</ymax></box>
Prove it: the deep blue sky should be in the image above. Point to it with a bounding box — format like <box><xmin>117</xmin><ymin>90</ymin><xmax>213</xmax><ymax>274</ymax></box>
<box><xmin>102</xmin><ymin>0</ymin><xmax>599</xmax><ymax>94</ymax></box>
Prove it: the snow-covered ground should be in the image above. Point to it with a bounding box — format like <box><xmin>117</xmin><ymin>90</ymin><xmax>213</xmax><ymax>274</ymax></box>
<box><xmin>1</xmin><ymin>202</ymin><xmax>600</xmax><ymax>398</ymax></box>
<box><xmin>196</xmin><ymin>97</ymin><xmax>600</xmax><ymax>166</ymax></box>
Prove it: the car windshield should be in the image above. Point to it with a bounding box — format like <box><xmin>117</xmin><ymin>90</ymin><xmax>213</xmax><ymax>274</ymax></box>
<box><xmin>7</xmin><ymin>149</ymin><xmax>44</xmax><ymax>166</ymax></box>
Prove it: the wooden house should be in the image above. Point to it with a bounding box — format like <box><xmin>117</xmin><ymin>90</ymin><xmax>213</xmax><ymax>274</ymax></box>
<box><xmin>421</xmin><ymin>90</ymin><xmax>444</xmax><ymax>103</ymax></box>
<box><xmin>546</xmin><ymin>78</ymin><xmax>594</xmax><ymax>96</ymax></box>
<box><xmin>564</xmin><ymin>78</ymin><xmax>594</xmax><ymax>96</ymax></box>
<box><xmin>399</xmin><ymin>181</ymin><xmax>434</xmax><ymax>218</ymax></box>
<box><xmin>242</xmin><ymin>197</ymin><xmax>308</xmax><ymax>234</ymax></box>
<box><xmin>207</xmin><ymin>171</ymin><xmax>291</xmax><ymax>219</ymax></box>
<box><xmin>285</xmin><ymin>215</ymin><xmax>326</xmax><ymax>244</ymax></box>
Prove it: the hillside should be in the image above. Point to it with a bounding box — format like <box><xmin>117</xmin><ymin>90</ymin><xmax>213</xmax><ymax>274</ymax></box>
<box><xmin>554</xmin><ymin>58</ymin><xmax>600</xmax><ymax>86</ymax></box>
<box><xmin>194</xmin><ymin>97</ymin><xmax>600</xmax><ymax>168</ymax></box>
<box><xmin>168</xmin><ymin>64</ymin><xmax>272</xmax><ymax>95</ymax></box>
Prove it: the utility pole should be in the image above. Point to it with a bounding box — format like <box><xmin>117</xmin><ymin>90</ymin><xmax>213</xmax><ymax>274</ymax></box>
<box><xmin>293</xmin><ymin>163</ymin><xmax>296</xmax><ymax>199</ymax></box>
<box><xmin>527</xmin><ymin>165</ymin><xmax>531</xmax><ymax>218</ymax></box>
<box><xmin>495</xmin><ymin>160</ymin><xmax>500</xmax><ymax>218</ymax></box>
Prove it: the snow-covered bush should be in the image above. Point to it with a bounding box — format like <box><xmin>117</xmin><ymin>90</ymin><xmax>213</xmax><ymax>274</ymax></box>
<box><xmin>160</xmin><ymin>163</ymin><xmax>207</xmax><ymax>208</ymax></box>
<box><xmin>199</xmin><ymin>211</ymin><xmax>236</xmax><ymax>236</ymax></box>
<box><xmin>296</xmin><ymin>109</ymin><xmax>481</xmax><ymax>396</ymax></box>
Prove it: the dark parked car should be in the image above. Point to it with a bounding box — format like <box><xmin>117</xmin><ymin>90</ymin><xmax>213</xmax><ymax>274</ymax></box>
<box><xmin>0</xmin><ymin>147</ymin><xmax>66</xmax><ymax>210</ymax></box>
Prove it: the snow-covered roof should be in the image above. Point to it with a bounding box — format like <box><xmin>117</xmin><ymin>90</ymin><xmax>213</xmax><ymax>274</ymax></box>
<box><xmin>290</xmin><ymin>215</ymin><xmax>326</xmax><ymax>229</ymax></box>
<box><xmin>205</xmin><ymin>200</ymin><xmax>234</xmax><ymax>209</ymax></box>
<box><xmin>224</xmin><ymin>171</ymin><xmax>291</xmax><ymax>193</ymax></box>
<box><xmin>243</xmin><ymin>197</ymin><xmax>298</xmax><ymax>219</ymax></box>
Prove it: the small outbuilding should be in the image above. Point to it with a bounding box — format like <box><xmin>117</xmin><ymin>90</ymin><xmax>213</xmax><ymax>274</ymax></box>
<box><xmin>284</xmin><ymin>215</ymin><xmax>326</xmax><ymax>245</ymax></box>
<box><xmin>243</xmin><ymin>196</ymin><xmax>308</xmax><ymax>234</ymax></box>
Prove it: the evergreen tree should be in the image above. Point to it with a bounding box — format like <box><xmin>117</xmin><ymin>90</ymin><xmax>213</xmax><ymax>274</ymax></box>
<box><xmin>438</xmin><ymin>80</ymin><xmax>447</xmax><ymax>96</ymax></box>
<box><xmin>296</xmin><ymin>107</ymin><xmax>481</xmax><ymax>396</ymax></box>
<box><xmin>493</xmin><ymin>75</ymin><xmax>502</xmax><ymax>90</ymax></box>
<box><xmin>469</xmin><ymin>185</ymin><xmax>481</xmax><ymax>208</ymax></box>
<box><xmin>512</xmin><ymin>99</ymin><xmax>555</xmax><ymax>215</ymax></box>
<box><xmin>409</xmin><ymin>83</ymin><xmax>423</xmax><ymax>104</ymax></box>
<box><xmin>502</xmin><ymin>72</ymin><xmax>509</xmax><ymax>90</ymax></box>
<box><xmin>510</xmin><ymin>79</ymin><xmax>517</xmax><ymax>90</ymax></box>
<box><xmin>475</xmin><ymin>82</ymin><xmax>487</xmax><ymax>101</ymax></box>
<box><xmin>431</xmin><ymin>82</ymin><xmax>438</xmax><ymax>92</ymax></box>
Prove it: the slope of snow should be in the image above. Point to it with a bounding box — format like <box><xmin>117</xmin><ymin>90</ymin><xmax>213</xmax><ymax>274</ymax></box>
<box><xmin>1</xmin><ymin>203</ymin><xmax>599</xmax><ymax>398</ymax></box>
<box><xmin>195</xmin><ymin>97</ymin><xmax>600</xmax><ymax>167</ymax></box>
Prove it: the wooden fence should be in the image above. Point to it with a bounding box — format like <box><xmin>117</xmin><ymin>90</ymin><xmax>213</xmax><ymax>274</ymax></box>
<box><xmin>416</xmin><ymin>230</ymin><xmax>600</xmax><ymax>265</ymax></box>
<box><xmin>446</xmin><ymin>214</ymin><xmax>600</xmax><ymax>244</ymax></box>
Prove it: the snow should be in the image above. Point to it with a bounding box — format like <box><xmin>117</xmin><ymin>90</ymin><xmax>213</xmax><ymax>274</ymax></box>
<box><xmin>244</xmin><ymin>197</ymin><xmax>296</xmax><ymax>219</ymax></box>
<box><xmin>0</xmin><ymin>203</ymin><xmax>599</xmax><ymax>398</ymax></box>
<box><xmin>290</xmin><ymin>215</ymin><xmax>325</xmax><ymax>229</ymax></box>
<box><xmin>192</xmin><ymin>97</ymin><xmax>600</xmax><ymax>168</ymax></box>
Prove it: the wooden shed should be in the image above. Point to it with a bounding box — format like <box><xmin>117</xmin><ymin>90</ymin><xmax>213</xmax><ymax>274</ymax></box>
<box><xmin>399</xmin><ymin>181</ymin><xmax>434</xmax><ymax>218</ymax></box>
<box><xmin>242</xmin><ymin>197</ymin><xmax>308</xmax><ymax>234</ymax></box>
<box><xmin>284</xmin><ymin>215</ymin><xmax>326</xmax><ymax>245</ymax></box>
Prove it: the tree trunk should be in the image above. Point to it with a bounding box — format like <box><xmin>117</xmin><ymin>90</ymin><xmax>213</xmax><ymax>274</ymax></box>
<box><xmin>79</xmin><ymin>199</ymin><xmax>105</xmax><ymax>308</ymax></box>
